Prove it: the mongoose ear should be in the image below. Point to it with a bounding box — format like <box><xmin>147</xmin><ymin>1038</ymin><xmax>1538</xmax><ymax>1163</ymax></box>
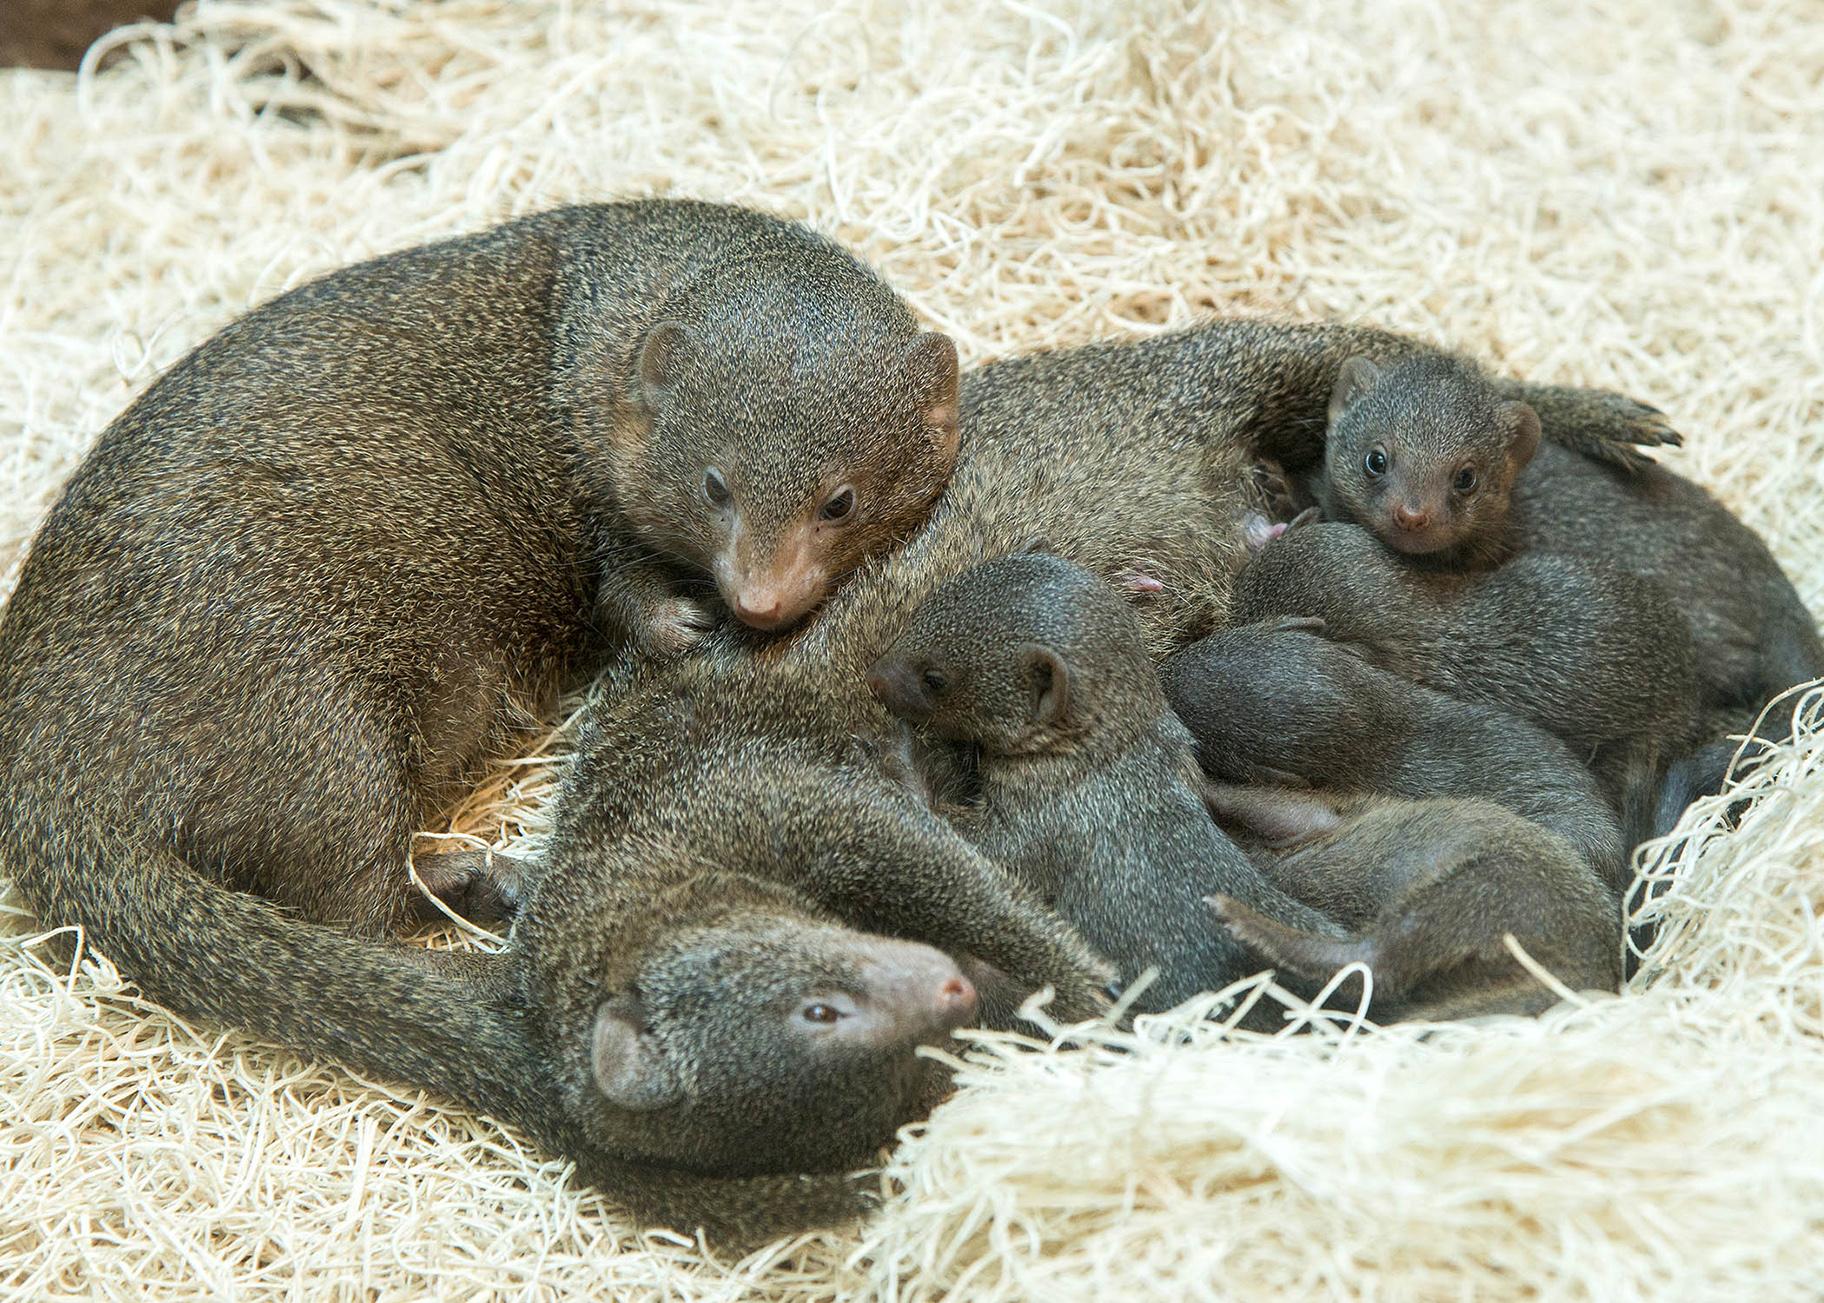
<box><xmin>906</xmin><ymin>332</ymin><xmax>961</xmax><ymax>464</ymax></box>
<box><xmin>1328</xmin><ymin>355</ymin><xmax>1381</xmax><ymax>427</ymax></box>
<box><xmin>1019</xmin><ymin>643</ymin><xmax>1072</xmax><ymax>727</ymax></box>
<box><xmin>1499</xmin><ymin>401</ymin><xmax>1541</xmax><ymax>472</ymax></box>
<box><xmin>636</xmin><ymin>322</ymin><xmax>695</xmax><ymax>413</ymax></box>
<box><xmin>591</xmin><ymin>994</ymin><xmax>683</xmax><ymax>1112</ymax></box>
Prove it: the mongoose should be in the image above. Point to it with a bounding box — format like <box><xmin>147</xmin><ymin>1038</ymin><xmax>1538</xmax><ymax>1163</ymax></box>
<box><xmin>1228</xmin><ymin>518</ymin><xmax>1699</xmax><ymax>831</ymax></box>
<box><xmin>0</xmin><ymin>198</ymin><xmax>959</xmax><ymax>932</ymax></box>
<box><xmin>1285</xmin><ymin>349</ymin><xmax>1819</xmax><ymax>826</ymax></box>
<box><xmin>863</xmin><ymin>552</ymin><xmax>1340</xmax><ymax>1016</ymax></box>
<box><xmin>1160</xmin><ymin>620</ymin><xmax>1629</xmax><ymax>893</ymax></box>
<box><xmin>0</xmin><ymin>202</ymin><xmax>962</xmax><ymax>1240</ymax></box>
<box><xmin>1310</xmin><ymin>353</ymin><xmax>1544</xmax><ymax>567</ymax></box>
<box><xmin>405</xmin><ymin>652</ymin><xmax>1114</xmax><ymax>1244</ymax></box>
<box><xmin>1203</xmin><ymin>790</ymin><xmax>1622</xmax><ymax>1022</ymax></box>
<box><xmin>1505</xmin><ymin>444</ymin><xmax>1824</xmax><ymax>831</ymax></box>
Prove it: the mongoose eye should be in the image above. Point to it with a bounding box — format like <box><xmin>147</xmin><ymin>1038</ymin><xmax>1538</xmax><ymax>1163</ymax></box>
<box><xmin>921</xmin><ymin>668</ymin><xmax>948</xmax><ymax>695</ymax></box>
<box><xmin>1363</xmin><ymin>446</ymin><xmax>1389</xmax><ymax>478</ymax></box>
<box><xmin>702</xmin><ymin>467</ymin><xmax>732</xmax><ymax>508</ymax></box>
<box><xmin>820</xmin><ymin>486</ymin><xmax>857</xmax><ymax>523</ymax></box>
<box><xmin>1453</xmin><ymin>466</ymin><xmax>1478</xmax><ymax>495</ymax></box>
<box><xmin>801</xmin><ymin>1001</ymin><xmax>843</xmax><ymax>1024</ymax></box>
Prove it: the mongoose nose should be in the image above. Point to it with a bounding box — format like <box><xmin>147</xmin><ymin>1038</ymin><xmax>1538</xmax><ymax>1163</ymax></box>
<box><xmin>934</xmin><ymin>974</ymin><xmax>978</xmax><ymax>1027</ymax></box>
<box><xmin>1391</xmin><ymin>503</ymin><xmax>1431</xmax><ymax>532</ymax></box>
<box><xmin>733</xmin><ymin>591</ymin><xmax>787</xmax><ymax>629</ymax></box>
<box><xmin>865</xmin><ymin>659</ymin><xmax>927</xmax><ymax>718</ymax></box>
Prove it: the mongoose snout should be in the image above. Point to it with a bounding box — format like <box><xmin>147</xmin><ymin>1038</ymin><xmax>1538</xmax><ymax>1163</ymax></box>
<box><xmin>864</xmin><ymin>656</ymin><xmax>940</xmax><ymax>723</ymax></box>
<box><xmin>848</xmin><ymin>938</ymin><xmax>980</xmax><ymax>1046</ymax></box>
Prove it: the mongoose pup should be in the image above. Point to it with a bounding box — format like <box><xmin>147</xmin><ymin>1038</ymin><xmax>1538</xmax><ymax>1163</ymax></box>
<box><xmin>1203</xmin><ymin>790</ymin><xmax>1622</xmax><ymax>1022</ymax></box>
<box><xmin>1311</xmin><ymin>353</ymin><xmax>1544</xmax><ymax>567</ymax></box>
<box><xmin>1299</xmin><ymin>350</ymin><xmax>1820</xmax><ymax>825</ymax></box>
<box><xmin>863</xmin><ymin>552</ymin><xmax>1338</xmax><ymax>1016</ymax></box>
<box><xmin>1229</xmin><ymin>518</ymin><xmax>1699</xmax><ymax>830</ymax></box>
<box><xmin>1160</xmin><ymin>621</ymin><xmax>1628</xmax><ymax>894</ymax></box>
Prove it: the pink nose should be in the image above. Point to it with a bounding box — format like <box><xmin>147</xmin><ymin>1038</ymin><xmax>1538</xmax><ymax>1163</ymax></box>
<box><xmin>1391</xmin><ymin>504</ymin><xmax>1430</xmax><ymax>532</ymax></box>
<box><xmin>733</xmin><ymin>591</ymin><xmax>786</xmax><ymax>628</ymax></box>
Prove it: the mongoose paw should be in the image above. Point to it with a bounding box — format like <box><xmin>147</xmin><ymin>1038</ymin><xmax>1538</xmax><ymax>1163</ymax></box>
<box><xmin>1240</xmin><ymin>512</ymin><xmax>1289</xmax><ymax>554</ymax></box>
<box><xmin>642</xmin><ymin>594</ymin><xmax>717</xmax><ymax>658</ymax></box>
<box><xmin>1247</xmin><ymin>459</ymin><xmax>1302</xmax><ymax>516</ymax></box>
<box><xmin>413</xmin><ymin>848</ymin><xmax>529</xmax><ymax>926</ymax></box>
<box><xmin>1577</xmin><ymin>394</ymin><xmax>1684</xmax><ymax>473</ymax></box>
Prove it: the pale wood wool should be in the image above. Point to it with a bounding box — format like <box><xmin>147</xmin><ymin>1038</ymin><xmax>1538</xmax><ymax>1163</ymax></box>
<box><xmin>1</xmin><ymin>0</ymin><xmax>1822</xmax><ymax>1297</ymax></box>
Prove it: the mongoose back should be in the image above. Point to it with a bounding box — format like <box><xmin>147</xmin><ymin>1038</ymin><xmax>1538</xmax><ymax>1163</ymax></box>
<box><xmin>1204</xmin><ymin>790</ymin><xmax>1621</xmax><ymax>1022</ymax></box>
<box><xmin>1312</xmin><ymin>353</ymin><xmax>1543</xmax><ymax>566</ymax></box>
<box><xmin>863</xmin><ymin>552</ymin><xmax>1338</xmax><ymax>1016</ymax></box>
<box><xmin>1229</xmin><ymin>518</ymin><xmax>1700</xmax><ymax>831</ymax></box>
<box><xmin>1160</xmin><ymin>621</ymin><xmax>1628</xmax><ymax>893</ymax></box>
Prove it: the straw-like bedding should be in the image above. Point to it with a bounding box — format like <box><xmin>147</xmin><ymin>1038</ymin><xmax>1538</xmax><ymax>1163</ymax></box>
<box><xmin>2</xmin><ymin>1</ymin><xmax>1822</xmax><ymax>1297</ymax></box>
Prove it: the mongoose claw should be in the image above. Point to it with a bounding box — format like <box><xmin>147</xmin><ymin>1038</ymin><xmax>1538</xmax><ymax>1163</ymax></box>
<box><xmin>1572</xmin><ymin>393</ymin><xmax>1684</xmax><ymax>473</ymax></box>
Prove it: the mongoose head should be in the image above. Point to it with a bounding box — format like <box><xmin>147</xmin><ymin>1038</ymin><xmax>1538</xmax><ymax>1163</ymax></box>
<box><xmin>865</xmin><ymin>552</ymin><xmax>1159</xmax><ymax>757</ymax></box>
<box><xmin>566</xmin><ymin>887</ymin><xmax>978</xmax><ymax>1176</ymax></box>
<box><xmin>1323</xmin><ymin>354</ymin><xmax>1540</xmax><ymax>561</ymax></box>
<box><xmin>614</xmin><ymin>268</ymin><xmax>960</xmax><ymax>633</ymax></box>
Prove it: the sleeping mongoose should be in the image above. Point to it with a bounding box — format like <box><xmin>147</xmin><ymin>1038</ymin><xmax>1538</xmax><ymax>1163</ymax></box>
<box><xmin>1228</xmin><ymin>518</ymin><xmax>1699</xmax><ymax>834</ymax></box>
<box><xmin>1160</xmin><ymin>620</ymin><xmax>1628</xmax><ymax>894</ymax></box>
<box><xmin>1204</xmin><ymin>789</ymin><xmax>1621</xmax><ymax>1022</ymax></box>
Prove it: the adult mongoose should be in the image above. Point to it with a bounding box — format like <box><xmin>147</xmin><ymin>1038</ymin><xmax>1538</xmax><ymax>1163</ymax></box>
<box><xmin>0</xmin><ymin>198</ymin><xmax>959</xmax><ymax>933</ymax></box>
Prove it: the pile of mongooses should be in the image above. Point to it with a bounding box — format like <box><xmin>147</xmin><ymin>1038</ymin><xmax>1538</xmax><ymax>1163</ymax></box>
<box><xmin>0</xmin><ymin>200</ymin><xmax>1816</xmax><ymax>1247</ymax></box>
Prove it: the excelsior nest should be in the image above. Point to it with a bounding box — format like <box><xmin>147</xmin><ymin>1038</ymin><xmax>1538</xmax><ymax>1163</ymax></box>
<box><xmin>3</xmin><ymin>1</ymin><xmax>1821</xmax><ymax>1298</ymax></box>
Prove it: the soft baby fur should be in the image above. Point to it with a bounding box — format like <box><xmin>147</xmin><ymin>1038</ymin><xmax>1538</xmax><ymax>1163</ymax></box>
<box><xmin>2</xmin><ymin>1</ymin><xmax>1822</xmax><ymax>1298</ymax></box>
